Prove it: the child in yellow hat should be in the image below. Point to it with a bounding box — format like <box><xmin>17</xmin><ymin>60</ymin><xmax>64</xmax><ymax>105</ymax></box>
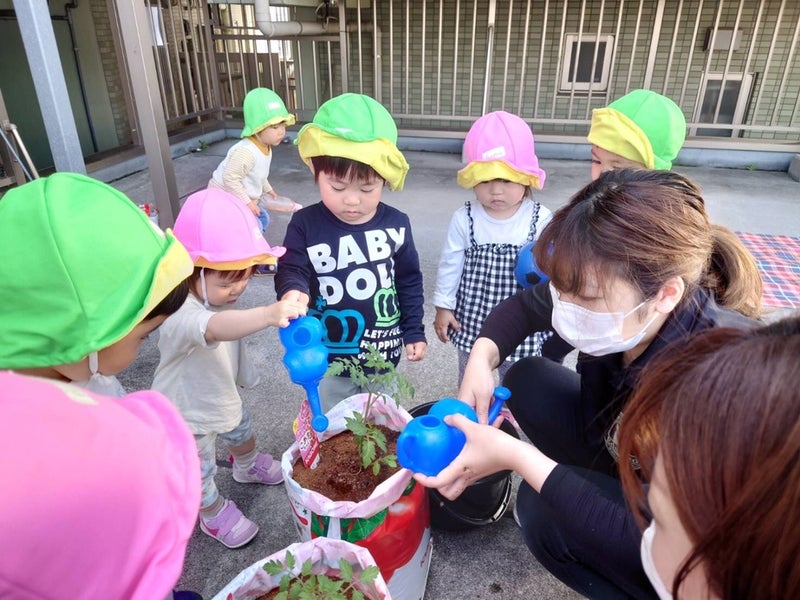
<box><xmin>209</xmin><ymin>87</ymin><xmax>301</xmax><ymax>273</ymax></box>
<box><xmin>587</xmin><ymin>89</ymin><xmax>687</xmax><ymax>180</ymax></box>
<box><xmin>275</xmin><ymin>93</ymin><xmax>426</xmax><ymax>411</ymax></box>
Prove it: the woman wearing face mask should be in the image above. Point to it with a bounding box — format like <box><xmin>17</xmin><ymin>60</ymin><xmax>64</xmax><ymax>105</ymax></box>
<box><xmin>412</xmin><ymin>168</ymin><xmax>762</xmax><ymax>599</ymax></box>
<box><xmin>618</xmin><ymin>316</ymin><xmax>800</xmax><ymax>599</ymax></box>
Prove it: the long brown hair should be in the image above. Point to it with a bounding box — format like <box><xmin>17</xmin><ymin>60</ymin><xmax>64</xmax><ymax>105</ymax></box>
<box><xmin>618</xmin><ymin>316</ymin><xmax>800</xmax><ymax>599</ymax></box>
<box><xmin>534</xmin><ymin>169</ymin><xmax>762</xmax><ymax>317</ymax></box>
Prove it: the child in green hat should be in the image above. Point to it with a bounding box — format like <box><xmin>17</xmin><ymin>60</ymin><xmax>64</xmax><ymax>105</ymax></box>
<box><xmin>275</xmin><ymin>92</ymin><xmax>427</xmax><ymax>411</ymax></box>
<box><xmin>0</xmin><ymin>172</ymin><xmax>194</xmax><ymax>395</ymax></box>
<box><xmin>587</xmin><ymin>89</ymin><xmax>687</xmax><ymax>180</ymax></box>
<box><xmin>0</xmin><ymin>173</ymin><xmax>204</xmax><ymax>599</ymax></box>
<box><xmin>210</xmin><ymin>87</ymin><xmax>301</xmax><ymax>273</ymax></box>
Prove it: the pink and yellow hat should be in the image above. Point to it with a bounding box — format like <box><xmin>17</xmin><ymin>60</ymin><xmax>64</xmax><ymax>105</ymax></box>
<box><xmin>174</xmin><ymin>188</ymin><xmax>286</xmax><ymax>270</ymax></box>
<box><xmin>457</xmin><ymin>111</ymin><xmax>546</xmax><ymax>190</ymax></box>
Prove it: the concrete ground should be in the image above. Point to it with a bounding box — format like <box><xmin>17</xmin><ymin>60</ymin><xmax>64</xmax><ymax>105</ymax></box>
<box><xmin>112</xmin><ymin>141</ymin><xmax>799</xmax><ymax>600</ymax></box>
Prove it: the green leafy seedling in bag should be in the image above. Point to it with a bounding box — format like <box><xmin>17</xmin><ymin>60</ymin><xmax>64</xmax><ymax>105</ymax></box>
<box><xmin>263</xmin><ymin>550</ymin><xmax>381</xmax><ymax>600</ymax></box>
<box><xmin>326</xmin><ymin>343</ymin><xmax>415</xmax><ymax>476</ymax></box>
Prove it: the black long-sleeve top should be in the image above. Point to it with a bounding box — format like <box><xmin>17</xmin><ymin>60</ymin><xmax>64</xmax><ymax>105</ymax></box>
<box><xmin>275</xmin><ymin>202</ymin><xmax>426</xmax><ymax>368</ymax></box>
<box><xmin>480</xmin><ymin>282</ymin><xmax>754</xmax><ymax>555</ymax></box>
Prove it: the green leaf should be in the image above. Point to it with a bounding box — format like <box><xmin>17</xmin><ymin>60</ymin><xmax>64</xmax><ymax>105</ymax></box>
<box><xmin>339</xmin><ymin>558</ymin><xmax>354</xmax><ymax>581</ymax></box>
<box><xmin>360</xmin><ymin>565</ymin><xmax>380</xmax><ymax>583</ymax></box>
<box><xmin>264</xmin><ymin>558</ymin><xmax>285</xmax><ymax>576</ymax></box>
<box><xmin>300</xmin><ymin>558</ymin><xmax>314</xmax><ymax>576</ymax></box>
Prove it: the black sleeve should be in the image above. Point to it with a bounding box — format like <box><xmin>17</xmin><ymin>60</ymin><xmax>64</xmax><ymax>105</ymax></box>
<box><xmin>394</xmin><ymin>215</ymin><xmax>426</xmax><ymax>345</ymax></box>
<box><xmin>274</xmin><ymin>211</ymin><xmax>313</xmax><ymax>301</ymax></box>
<box><xmin>478</xmin><ymin>281</ymin><xmax>564</xmax><ymax>361</ymax></box>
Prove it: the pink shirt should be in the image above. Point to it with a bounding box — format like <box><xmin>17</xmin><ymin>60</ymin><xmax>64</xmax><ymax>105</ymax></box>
<box><xmin>0</xmin><ymin>372</ymin><xmax>200</xmax><ymax>599</ymax></box>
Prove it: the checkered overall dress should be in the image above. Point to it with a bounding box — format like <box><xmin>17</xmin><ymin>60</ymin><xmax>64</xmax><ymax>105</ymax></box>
<box><xmin>450</xmin><ymin>201</ymin><xmax>552</xmax><ymax>362</ymax></box>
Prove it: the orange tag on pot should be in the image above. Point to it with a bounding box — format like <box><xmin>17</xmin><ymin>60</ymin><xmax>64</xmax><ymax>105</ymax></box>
<box><xmin>296</xmin><ymin>399</ymin><xmax>321</xmax><ymax>469</ymax></box>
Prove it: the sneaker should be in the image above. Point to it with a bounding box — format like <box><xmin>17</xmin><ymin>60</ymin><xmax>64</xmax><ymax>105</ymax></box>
<box><xmin>199</xmin><ymin>499</ymin><xmax>258</xmax><ymax>548</ymax></box>
<box><xmin>232</xmin><ymin>452</ymin><xmax>284</xmax><ymax>485</ymax></box>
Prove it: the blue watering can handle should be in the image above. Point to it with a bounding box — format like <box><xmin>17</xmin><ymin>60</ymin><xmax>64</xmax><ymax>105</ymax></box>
<box><xmin>487</xmin><ymin>386</ymin><xmax>511</xmax><ymax>424</ymax></box>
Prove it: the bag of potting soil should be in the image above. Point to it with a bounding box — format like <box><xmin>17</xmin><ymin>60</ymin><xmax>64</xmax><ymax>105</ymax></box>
<box><xmin>281</xmin><ymin>393</ymin><xmax>433</xmax><ymax>600</ymax></box>
<box><xmin>212</xmin><ymin>538</ymin><xmax>391</xmax><ymax>600</ymax></box>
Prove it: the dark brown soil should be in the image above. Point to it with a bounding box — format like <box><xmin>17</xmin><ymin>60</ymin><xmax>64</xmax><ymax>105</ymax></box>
<box><xmin>292</xmin><ymin>427</ymin><xmax>401</xmax><ymax>502</ymax></box>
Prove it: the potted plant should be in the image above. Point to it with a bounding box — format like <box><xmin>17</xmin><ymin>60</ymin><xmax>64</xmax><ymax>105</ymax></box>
<box><xmin>280</xmin><ymin>345</ymin><xmax>432</xmax><ymax>600</ymax></box>
<box><xmin>212</xmin><ymin>538</ymin><xmax>391</xmax><ymax>600</ymax></box>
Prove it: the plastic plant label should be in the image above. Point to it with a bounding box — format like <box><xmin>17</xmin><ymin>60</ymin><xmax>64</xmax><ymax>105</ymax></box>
<box><xmin>295</xmin><ymin>399</ymin><xmax>321</xmax><ymax>469</ymax></box>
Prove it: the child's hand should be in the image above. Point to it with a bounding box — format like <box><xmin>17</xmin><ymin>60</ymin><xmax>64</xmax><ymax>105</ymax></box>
<box><xmin>406</xmin><ymin>341</ymin><xmax>427</xmax><ymax>362</ymax></box>
<box><xmin>247</xmin><ymin>200</ymin><xmax>261</xmax><ymax>217</ymax></box>
<box><xmin>265</xmin><ymin>299</ymin><xmax>308</xmax><ymax>328</ymax></box>
<box><xmin>281</xmin><ymin>290</ymin><xmax>310</xmax><ymax>306</ymax></box>
<box><xmin>434</xmin><ymin>307</ymin><xmax>460</xmax><ymax>343</ymax></box>
<box><xmin>267</xmin><ymin>189</ymin><xmax>278</xmax><ymax>199</ymax></box>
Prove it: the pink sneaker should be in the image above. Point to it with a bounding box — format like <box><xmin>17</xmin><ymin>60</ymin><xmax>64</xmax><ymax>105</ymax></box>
<box><xmin>232</xmin><ymin>452</ymin><xmax>284</xmax><ymax>485</ymax></box>
<box><xmin>199</xmin><ymin>499</ymin><xmax>258</xmax><ymax>548</ymax></box>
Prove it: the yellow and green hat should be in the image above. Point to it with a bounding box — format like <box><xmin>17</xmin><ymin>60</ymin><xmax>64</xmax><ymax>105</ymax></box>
<box><xmin>587</xmin><ymin>89</ymin><xmax>686</xmax><ymax>170</ymax></box>
<box><xmin>241</xmin><ymin>87</ymin><xmax>296</xmax><ymax>138</ymax></box>
<box><xmin>295</xmin><ymin>93</ymin><xmax>410</xmax><ymax>191</ymax></box>
<box><xmin>0</xmin><ymin>173</ymin><xmax>193</xmax><ymax>369</ymax></box>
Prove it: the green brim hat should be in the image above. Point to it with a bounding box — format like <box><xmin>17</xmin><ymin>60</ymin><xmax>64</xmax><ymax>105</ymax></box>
<box><xmin>295</xmin><ymin>93</ymin><xmax>409</xmax><ymax>191</ymax></box>
<box><xmin>241</xmin><ymin>87</ymin><xmax>296</xmax><ymax>138</ymax></box>
<box><xmin>0</xmin><ymin>173</ymin><xmax>194</xmax><ymax>369</ymax></box>
<box><xmin>587</xmin><ymin>89</ymin><xmax>686</xmax><ymax>170</ymax></box>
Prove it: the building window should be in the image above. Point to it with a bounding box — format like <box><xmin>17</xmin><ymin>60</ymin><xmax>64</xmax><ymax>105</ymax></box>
<box><xmin>560</xmin><ymin>34</ymin><xmax>614</xmax><ymax>92</ymax></box>
<box><xmin>691</xmin><ymin>72</ymin><xmax>753</xmax><ymax>138</ymax></box>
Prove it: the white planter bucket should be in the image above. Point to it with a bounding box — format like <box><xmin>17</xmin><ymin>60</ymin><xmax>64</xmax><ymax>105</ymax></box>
<box><xmin>281</xmin><ymin>394</ymin><xmax>433</xmax><ymax>600</ymax></box>
<box><xmin>212</xmin><ymin>537</ymin><xmax>391</xmax><ymax>599</ymax></box>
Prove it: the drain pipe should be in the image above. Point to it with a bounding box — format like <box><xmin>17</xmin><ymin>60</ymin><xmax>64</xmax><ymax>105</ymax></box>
<box><xmin>254</xmin><ymin>0</ymin><xmax>330</xmax><ymax>38</ymax></box>
<box><xmin>480</xmin><ymin>0</ymin><xmax>496</xmax><ymax>115</ymax></box>
<box><xmin>63</xmin><ymin>0</ymin><xmax>99</xmax><ymax>152</ymax></box>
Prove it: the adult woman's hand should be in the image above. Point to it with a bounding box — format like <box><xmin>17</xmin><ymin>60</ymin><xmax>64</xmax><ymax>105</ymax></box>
<box><xmin>413</xmin><ymin>414</ymin><xmax>557</xmax><ymax>499</ymax></box>
<box><xmin>459</xmin><ymin>337</ymin><xmax>501</xmax><ymax>423</ymax></box>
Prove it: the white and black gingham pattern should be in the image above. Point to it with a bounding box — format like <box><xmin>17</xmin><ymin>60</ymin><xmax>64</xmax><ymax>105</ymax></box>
<box><xmin>451</xmin><ymin>201</ymin><xmax>553</xmax><ymax>361</ymax></box>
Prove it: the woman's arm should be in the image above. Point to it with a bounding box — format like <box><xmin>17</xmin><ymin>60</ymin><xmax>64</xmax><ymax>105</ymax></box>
<box><xmin>413</xmin><ymin>414</ymin><xmax>558</xmax><ymax>496</ymax></box>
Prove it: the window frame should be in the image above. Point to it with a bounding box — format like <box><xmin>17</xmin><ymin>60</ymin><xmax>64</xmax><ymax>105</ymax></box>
<box><xmin>559</xmin><ymin>33</ymin><xmax>615</xmax><ymax>93</ymax></box>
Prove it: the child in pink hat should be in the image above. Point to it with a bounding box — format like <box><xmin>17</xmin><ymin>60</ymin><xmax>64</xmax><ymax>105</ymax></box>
<box><xmin>152</xmin><ymin>188</ymin><xmax>307</xmax><ymax>549</ymax></box>
<box><xmin>433</xmin><ymin>111</ymin><xmax>553</xmax><ymax>385</ymax></box>
<box><xmin>0</xmin><ymin>371</ymin><xmax>200</xmax><ymax>600</ymax></box>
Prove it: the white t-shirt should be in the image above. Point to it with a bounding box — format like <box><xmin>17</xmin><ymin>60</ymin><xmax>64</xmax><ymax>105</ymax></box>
<box><xmin>433</xmin><ymin>199</ymin><xmax>552</xmax><ymax>309</ymax></box>
<box><xmin>152</xmin><ymin>294</ymin><xmax>260</xmax><ymax>434</ymax></box>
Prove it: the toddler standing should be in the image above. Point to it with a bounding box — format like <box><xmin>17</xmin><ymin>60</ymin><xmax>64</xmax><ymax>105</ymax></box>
<box><xmin>209</xmin><ymin>87</ymin><xmax>301</xmax><ymax>273</ymax></box>
<box><xmin>433</xmin><ymin>111</ymin><xmax>552</xmax><ymax>385</ymax></box>
<box><xmin>275</xmin><ymin>93</ymin><xmax>427</xmax><ymax>411</ymax></box>
<box><xmin>152</xmin><ymin>188</ymin><xmax>306</xmax><ymax>549</ymax></box>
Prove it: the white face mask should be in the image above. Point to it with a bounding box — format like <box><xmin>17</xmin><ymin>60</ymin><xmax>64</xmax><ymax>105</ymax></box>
<box><xmin>72</xmin><ymin>351</ymin><xmax>127</xmax><ymax>398</ymax></box>
<box><xmin>640</xmin><ymin>522</ymin><xmax>674</xmax><ymax>600</ymax></box>
<box><xmin>549</xmin><ymin>284</ymin><xmax>659</xmax><ymax>356</ymax></box>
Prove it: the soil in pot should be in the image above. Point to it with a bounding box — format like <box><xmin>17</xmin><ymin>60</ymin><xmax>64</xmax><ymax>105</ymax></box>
<box><xmin>292</xmin><ymin>426</ymin><xmax>401</xmax><ymax>502</ymax></box>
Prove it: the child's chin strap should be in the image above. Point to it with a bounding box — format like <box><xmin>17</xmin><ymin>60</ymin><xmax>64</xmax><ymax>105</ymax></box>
<box><xmin>199</xmin><ymin>267</ymin><xmax>210</xmax><ymax>308</ymax></box>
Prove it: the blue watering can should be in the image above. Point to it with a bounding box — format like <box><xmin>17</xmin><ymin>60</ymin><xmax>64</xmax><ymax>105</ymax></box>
<box><xmin>279</xmin><ymin>316</ymin><xmax>329</xmax><ymax>432</ymax></box>
<box><xmin>397</xmin><ymin>387</ymin><xmax>511</xmax><ymax>476</ymax></box>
